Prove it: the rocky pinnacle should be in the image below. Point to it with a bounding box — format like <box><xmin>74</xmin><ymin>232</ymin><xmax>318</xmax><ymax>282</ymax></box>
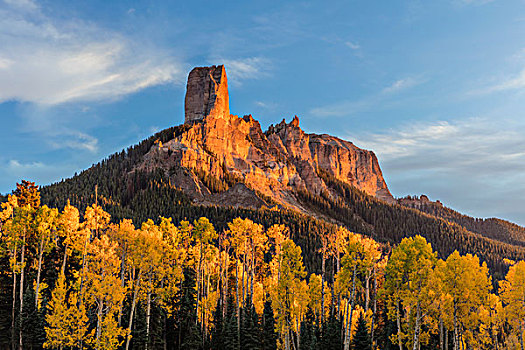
<box><xmin>184</xmin><ymin>65</ymin><xmax>230</xmax><ymax>124</ymax></box>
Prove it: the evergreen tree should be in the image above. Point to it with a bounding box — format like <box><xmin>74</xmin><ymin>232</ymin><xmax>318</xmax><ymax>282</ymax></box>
<box><xmin>351</xmin><ymin>312</ymin><xmax>371</xmax><ymax>350</ymax></box>
<box><xmin>175</xmin><ymin>266</ymin><xmax>202</xmax><ymax>350</ymax></box>
<box><xmin>320</xmin><ymin>314</ymin><xmax>342</xmax><ymax>350</ymax></box>
<box><xmin>299</xmin><ymin>309</ymin><xmax>318</xmax><ymax>350</ymax></box>
<box><xmin>241</xmin><ymin>302</ymin><xmax>260</xmax><ymax>350</ymax></box>
<box><xmin>261</xmin><ymin>299</ymin><xmax>277</xmax><ymax>350</ymax></box>
<box><xmin>22</xmin><ymin>287</ymin><xmax>46</xmax><ymax>349</ymax></box>
<box><xmin>211</xmin><ymin>294</ymin><xmax>225</xmax><ymax>350</ymax></box>
<box><xmin>223</xmin><ymin>304</ymin><xmax>240</xmax><ymax>350</ymax></box>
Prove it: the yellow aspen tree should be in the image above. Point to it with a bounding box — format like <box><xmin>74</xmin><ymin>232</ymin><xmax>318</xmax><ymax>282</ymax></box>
<box><xmin>123</xmin><ymin>220</ymin><xmax>161</xmax><ymax>350</ymax></box>
<box><xmin>107</xmin><ymin>219</ymin><xmax>137</xmax><ymax>326</ymax></box>
<box><xmin>0</xmin><ymin>194</ymin><xmax>18</xmax><ymax>348</ymax></box>
<box><xmin>57</xmin><ymin>201</ymin><xmax>82</xmax><ymax>275</ymax></box>
<box><xmin>443</xmin><ymin>251</ymin><xmax>491</xmax><ymax>350</ymax></box>
<box><xmin>500</xmin><ymin>261</ymin><xmax>525</xmax><ymax>350</ymax></box>
<box><xmin>12</xmin><ymin>204</ymin><xmax>35</xmax><ymax>350</ymax></box>
<box><xmin>384</xmin><ymin>235</ymin><xmax>436</xmax><ymax>350</ymax></box>
<box><xmin>79</xmin><ymin>204</ymin><xmax>111</xmax><ymax>335</ymax></box>
<box><xmin>272</xmin><ymin>239</ymin><xmax>307</xmax><ymax>350</ymax></box>
<box><xmin>140</xmin><ymin>219</ymin><xmax>166</xmax><ymax>350</ymax></box>
<box><xmin>329</xmin><ymin>226</ymin><xmax>351</xmax><ymax>316</ymax></box>
<box><xmin>34</xmin><ymin>205</ymin><xmax>59</xmax><ymax>309</ymax></box>
<box><xmin>157</xmin><ymin>217</ymin><xmax>185</xmax><ymax>317</ymax></box>
<box><xmin>307</xmin><ymin>273</ymin><xmax>323</xmax><ymax>324</ymax></box>
<box><xmin>85</xmin><ymin>235</ymin><xmax>126</xmax><ymax>350</ymax></box>
<box><xmin>337</xmin><ymin>232</ymin><xmax>367</xmax><ymax>350</ymax></box>
<box><xmin>192</xmin><ymin>217</ymin><xmax>217</xmax><ymax>332</ymax></box>
<box><xmin>44</xmin><ymin>273</ymin><xmax>70</xmax><ymax>349</ymax></box>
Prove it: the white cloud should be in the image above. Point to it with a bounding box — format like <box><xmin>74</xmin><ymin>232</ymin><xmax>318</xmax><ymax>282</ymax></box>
<box><xmin>1</xmin><ymin>159</ymin><xmax>76</xmax><ymax>190</ymax></box>
<box><xmin>348</xmin><ymin>117</ymin><xmax>525</xmax><ymax>223</ymax></box>
<box><xmin>47</xmin><ymin>131</ymin><xmax>99</xmax><ymax>153</ymax></box>
<box><xmin>3</xmin><ymin>0</ymin><xmax>38</xmax><ymax>12</ymax></box>
<box><xmin>7</xmin><ymin>159</ymin><xmax>46</xmax><ymax>171</ymax></box>
<box><xmin>0</xmin><ymin>0</ymin><xmax>182</xmax><ymax>105</ymax></box>
<box><xmin>254</xmin><ymin>100</ymin><xmax>278</xmax><ymax>110</ymax></box>
<box><xmin>345</xmin><ymin>41</ymin><xmax>360</xmax><ymax>50</ymax></box>
<box><xmin>217</xmin><ymin>57</ymin><xmax>272</xmax><ymax>85</ymax></box>
<box><xmin>481</xmin><ymin>70</ymin><xmax>525</xmax><ymax>94</ymax></box>
<box><xmin>310</xmin><ymin>76</ymin><xmax>422</xmax><ymax>117</ymax></box>
<box><xmin>351</xmin><ymin>118</ymin><xmax>525</xmax><ymax>168</ymax></box>
<box><xmin>383</xmin><ymin>77</ymin><xmax>420</xmax><ymax>93</ymax></box>
<box><xmin>454</xmin><ymin>0</ymin><xmax>496</xmax><ymax>5</ymax></box>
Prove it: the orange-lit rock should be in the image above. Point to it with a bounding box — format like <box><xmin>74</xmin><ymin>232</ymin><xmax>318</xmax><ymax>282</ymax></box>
<box><xmin>184</xmin><ymin>65</ymin><xmax>229</xmax><ymax>124</ymax></box>
<box><xmin>139</xmin><ymin>65</ymin><xmax>394</xmax><ymax>211</ymax></box>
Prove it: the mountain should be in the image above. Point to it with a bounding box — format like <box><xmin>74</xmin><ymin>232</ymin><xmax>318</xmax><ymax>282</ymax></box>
<box><xmin>38</xmin><ymin>65</ymin><xmax>525</xmax><ymax>278</ymax></box>
<box><xmin>138</xmin><ymin>65</ymin><xmax>393</xmax><ymax>213</ymax></box>
<box><xmin>398</xmin><ymin>194</ymin><xmax>525</xmax><ymax>247</ymax></box>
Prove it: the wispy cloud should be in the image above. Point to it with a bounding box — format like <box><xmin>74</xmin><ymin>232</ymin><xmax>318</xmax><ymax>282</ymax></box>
<box><xmin>453</xmin><ymin>0</ymin><xmax>496</xmax><ymax>6</ymax></box>
<box><xmin>345</xmin><ymin>41</ymin><xmax>360</xmax><ymax>50</ymax></box>
<box><xmin>351</xmin><ymin>118</ymin><xmax>525</xmax><ymax>169</ymax></box>
<box><xmin>254</xmin><ymin>100</ymin><xmax>278</xmax><ymax>110</ymax></box>
<box><xmin>465</xmin><ymin>48</ymin><xmax>525</xmax><ymax>96</ymax></box>
<box><xmin>0</xmin><ymin>0</ymin><xmax>182</xmax><ymax>105</ymax></box>
<box><xmin>383</xmin><ymin>77</ymin><xmax>420</xmax><ymax>93</ymax></box>
<box><xmin>310</xmin><ymin>76</ymin><xmax>423</xmax><ymax>117</ymax></box>
<box><xmin>348</xmin><ymin>117</ymin><xmax>525</xmax><ymax>222</ymax></box>
<box><xmin>216</xmin><ymin>57</ymin><xmax>272</xmax><ymax>86</ymax></box>
<box><xmin>47</xmin><ymin>130</ymin><xmax>99</xmax><ymax>153</ymax></box>
<box><xmin>1</xmin><ymin>159</ymin><xmax>76</xmax><ymax>190</ymax></box>
<box><xmin>3</xmin><ymin>0</ymin><xmax>38</xmax><ymax>12</ymax></box>
<box><xmin>477</xmin><ymin>70</ymin><xmax>525</xmax><ymax>94</ymax></box>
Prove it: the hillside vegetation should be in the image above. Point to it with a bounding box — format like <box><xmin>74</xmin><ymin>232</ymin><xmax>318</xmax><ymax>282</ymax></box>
<box><xmin>2</xmin><ymin>181</ymin><xmax>525</xmax><ymax>350</ymax></box>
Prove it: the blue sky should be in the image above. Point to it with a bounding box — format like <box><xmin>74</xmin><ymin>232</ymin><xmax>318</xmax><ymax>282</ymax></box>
<box><xmin>1</xmin><ymin>0</ymin><xmax>525</xmax><ymax>225</ymax></box>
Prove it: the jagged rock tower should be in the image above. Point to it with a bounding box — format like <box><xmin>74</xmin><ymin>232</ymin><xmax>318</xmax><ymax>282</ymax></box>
<box><xmin>184</xmin><ymin>65</ymin><xmax>230</xmax><ymax>124</ymax></box>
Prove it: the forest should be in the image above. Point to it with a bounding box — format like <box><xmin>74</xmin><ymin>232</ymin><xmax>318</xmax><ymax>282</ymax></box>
<box><xmin>33</xmin><ymin>124</ymin><xmax>525</xmax><ymax>284</ymax></box>
<box><xmin>2</xmin><ymin>180</ymin><xmax>525</xmax><ymax>350</ymax></box>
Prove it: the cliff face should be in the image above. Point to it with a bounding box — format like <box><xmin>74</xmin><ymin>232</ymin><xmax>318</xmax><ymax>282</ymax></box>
<box><xmin>184</xmin><ymin>65</ymin><xmax>229</xmax><ymax>124</ymax></box>
<box><xmin>139</xmin><ymin>65</ymin><xmax>394</xmax><ymax>210</ymax></box>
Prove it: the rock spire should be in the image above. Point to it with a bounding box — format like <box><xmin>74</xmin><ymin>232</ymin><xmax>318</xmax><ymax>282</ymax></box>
<box><xmin>184</xmin><ymin>65</ymin><xmax>230</xmax><ymax>124</ymax></box>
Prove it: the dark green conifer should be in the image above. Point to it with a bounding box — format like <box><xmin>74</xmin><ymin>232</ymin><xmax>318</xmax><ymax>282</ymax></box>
<box><xmin>211</xmin><ymin>293</ymin><xmax>225</xmax><ymax>350</ymax></box>
<box><xmin>223</xmin><ymin>303</ymin><xmax>239</xmax><ymax>350</ymax></box>
<box><xmin>320</xmin><ymin>313</ymin><xmax>342</xmax><ymax>350</ymax></box>
<box><xmin>351</xmin><ymin>312</ymin><xmax>371</xmax><ymax>350</ymax></box>
<box><xmin>241</xmin><ymin>301</ymin><xmax>260</xmax><ymax>350</ymax></box>
<box><xmin>175</xmin><ymin>266</ymin><xmax>202</xmax><ymax>350</ymax></box>
<box><xmin>261</xmin><ymin>298</ymin><xmax>277</xmax><ymax>350</ymax></box>
<box><xmin>299</xmin><ymin>309</ymin><xmax>318</xmax><ymax>350</ymax></box>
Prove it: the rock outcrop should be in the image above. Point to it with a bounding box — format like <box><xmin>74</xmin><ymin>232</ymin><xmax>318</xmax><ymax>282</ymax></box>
<box><xmin>139</xmin><ymin>65</ymin><xmax>394</xmax><ymax>211</ymax></box>
<box><xmin>184</xmin><ymin>65</ymin><xmax>229</xmax><ymax>124</ymax></box>
<box><xmin>397</xmin><ymin>195</ymin><xmax>443</xmax><ymax>209</ymax></box>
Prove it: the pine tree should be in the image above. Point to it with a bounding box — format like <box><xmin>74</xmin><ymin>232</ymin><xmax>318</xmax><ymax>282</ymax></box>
<box><xmin>351</xmin><ymin>312</ymin><xmax>371</xmax><ymax>350</ymax></box>
<box><xmin>223</xmin><ymin>300</ymin><xmax>240</xmax><ymax>350</ymax></box>
<box><xmin>175</xmin><ymin>266</ymin><xmax>202</xmax><ymax>350</ymax></box>
<box><xmin>299</xmin><ymin>309</ymin><xmax>318</xmax><ymax>350</ymax></box>
<box><xmin>320</xmin><ymin>314</ymin><xmax>342</xmax><ymax>350</ymax></box>
<box><xmin>261</xmin><ymin>299</ymin><xmax>277</xmax><ymax>350</ymax></box>
<box><xmin>241</xmin><ymin>302</ymin><xmax>260</xmax><ymax>350</ymax></box>
<box><xmin>22</xmin><ymin>287</ymin><xmax>46</xmax><ymax>349</ymax></box>
<box><xmin>211</xmin><ymin>295</ymin><xmax>225</xmax><ymax>350</ymax></box>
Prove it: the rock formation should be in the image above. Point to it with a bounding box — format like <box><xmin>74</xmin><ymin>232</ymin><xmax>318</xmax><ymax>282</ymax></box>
<box><xmin>184</xmin><ymin>65</ymin><xmax>229</xmax><ymax>124</ymax></box>
<box><xmin>397</xmin><ymin>195</ymin><xmax>443</xmax><ymax>209</ymax></box>
<box><xmin>139</xmin><ymin>65</ymin><xmax>394</xmax><ymax>211</ymax></box>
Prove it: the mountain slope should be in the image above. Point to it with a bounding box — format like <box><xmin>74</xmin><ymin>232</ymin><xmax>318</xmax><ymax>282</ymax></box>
<box><xmin>399</xmin><ymin>195</ymin><xmax>525</xmax><ymax>247</ymax></box>
<box><xmin>34</xmin><ymin>64</ymin><xmax>525</xmax><ymax>278</ymax></box>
